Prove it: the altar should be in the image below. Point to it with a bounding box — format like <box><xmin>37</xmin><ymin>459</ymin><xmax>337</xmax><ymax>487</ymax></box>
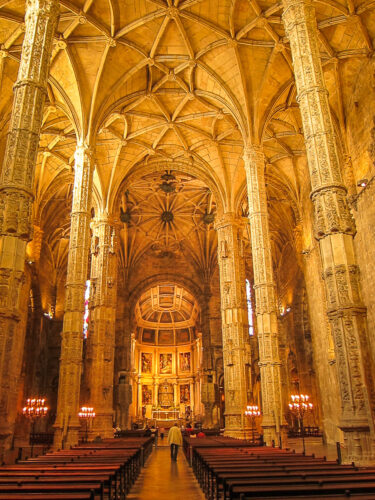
<box><xmin>152</xmin><ymin>409</ymin><xmax>180</xmax><ymax>421</ymax></box>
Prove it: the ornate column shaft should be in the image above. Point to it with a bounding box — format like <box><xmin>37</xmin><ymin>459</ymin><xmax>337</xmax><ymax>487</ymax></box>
<box><xmin>244</xmin><ymin>147</ymin><xmax>284</xmax><ymax>445</ymax></box>
<box><xmin>283</xmin><ymin>0</ymin><xmax>375</xmax><ymax>462</ymax></box>
<box><xmin>215</xmin><ymin>214</ymin><xmax>250</xmax><ymax>438</ymax></box>
<box><xmin>0</xmin><ymin>0</ymin><xmax>59</xmax><ymax>454</ymax></box>
<box><xmin>53</xmin><ymin>144</ymin><xmax>94</xmax><ymax>449</ymax></box>
<box><xmin>86</xmin><ymin>214</ymin><xmax>117</xmax><ymax>438</ymax></box>
<box><xmin>200</xmin><ymin>282</ymin><xmax>216</xmax><ymax>428</ymax></box>
<box><xmin>114</xmin><ymin>281</ymin><xmax>133</xmax><ymax>429</ymax></box>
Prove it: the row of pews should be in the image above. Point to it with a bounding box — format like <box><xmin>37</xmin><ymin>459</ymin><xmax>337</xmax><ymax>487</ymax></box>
<box><xmin>185</xmin><ymin>438</ymin><xmax>375</xmax><ymax>499</ymax></box>
<box><xmin>0</xmin><ymin>436</ymin><xmax>153</xmax><ymax>499</ymax></box>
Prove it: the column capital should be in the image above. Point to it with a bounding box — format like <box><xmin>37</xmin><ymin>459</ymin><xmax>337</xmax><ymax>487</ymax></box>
<box><xmin>214</xmin><ymin>212</ymin><xmax>243</xmax><ymax>231</ymax></box>
<box><xmin>282</xmin><ymin>0</ymin><xmax>313</xmax><ymax>16</ymax></box>
<box><xmin>26</xmin><ymin>0</ymin><xmax>60</xmax><ymax>16</ymax></box>
<box><xmin>74</xmin><ymin>143</ymin><xmax>95</xmax><ymax>164</ymax></box>
<box><xmin>243</xmin><ymin>145</ymin><xmax>264</xmax><ymax>164</ymax></box>
<box><xmin>92</xmin><ymin>211</ymin><xmax>117</xmax><ymax>228</ymax></box>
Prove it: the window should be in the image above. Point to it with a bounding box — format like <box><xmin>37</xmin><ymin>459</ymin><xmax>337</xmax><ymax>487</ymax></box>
<box><xmin>246</xmin><ymin>279</ymin><xmax>254</xmax><ymax>336</ymax></box>
<box><xmin>83</xmin><ymin>280</ymin><xmax>90</xmax><ymax>338</ymax></box>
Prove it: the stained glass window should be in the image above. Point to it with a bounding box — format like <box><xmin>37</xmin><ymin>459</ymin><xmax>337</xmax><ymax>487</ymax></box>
<box><xmin>83</xmin><ymin>280</ymin><xmax>90</xmax><ymax>338</ymax></box>
<box><xmin>246</xmin><ymin>279</ymin><xmax>254</xmax><ymax>336</ymax></box>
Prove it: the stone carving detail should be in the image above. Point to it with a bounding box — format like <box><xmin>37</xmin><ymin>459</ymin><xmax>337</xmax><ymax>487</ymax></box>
<box><xmin>0</xmin><ymin>0</ymin><xmax>59</xmax><ymax>457</ymax></box>
<box><xmin>243</xmin><ymin>146</ymin><xmax>284</xmax><ymax>446</ymax></box>
<box><xmin>53</xmin><ymin>145</ymin><xmax>94</xmax><ymax>450</ymax></box>
<box><xmin>283</xmin><ymin>0</ymin><xmax>375</xmax><ymax>463</ymax></box>
<box><xmin>85</xmin><ymin>215</ymin><xmax>118</xmax><ymax>438</ymax></box>
<box><xmin>215</xmin><ymin>213</ymin><xmax>251</xmax><ymax>438</ymax></box>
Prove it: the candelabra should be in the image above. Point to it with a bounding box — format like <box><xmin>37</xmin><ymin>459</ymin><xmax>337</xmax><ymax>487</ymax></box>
<box><xmin>22</xmin><ymin>397</ymin><xmax>48</xmax><ymax>457</ymax></box>
<box><xmin>288</xmin><ymin>394</ymin><xmax>313</xmax><ymax>454</ymax></box>
<box><xmin>245</xmin><ymin>405</ymin><xmax>261</xmax><ymax>443</ymax></box>
<box><xmin>78</xmin><ymin>406</ymin><xmax>96</xmax><ymax>443</ymax></box>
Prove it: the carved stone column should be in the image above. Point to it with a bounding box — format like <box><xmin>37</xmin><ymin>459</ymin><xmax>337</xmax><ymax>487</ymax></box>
<box><xmin>283</xmin><ymin>0</ymin><xmax>375</xmax><ymax>462</ymax></box>
<box><xmin>114</xmin><ymin>280</ymin><xmax>133</xmax><ymax>429</ymax></box>
<box><xmin>215</xmin><ymin>214</ymin><xmax>250</xmax><ymax>438</ymax></box>
<box><xmin>200</xmin><ymin>282</ymin><xmax>217</xmax><ymax>428</ymax></box>
<box><xmin>0</xmin><ymin>0</ymin><xmax>59</xmax><ymax>456</ymax></box>
<box><xmin>137</xmin><ymin>377</ymin><xmax>142</xmax><ymax>418</ymax></box>
<box><xmin>26</xmin><ymin>225</ymin><xmax>44</xmax><ymax>263</ymax></box>
<box><xmin>86</xmin><ymin>214</ymin><xmax>117</xmax><ymax>438</ymax></box>
<box><xmin>243</xmin><ymin>147</ymin><xmax>285</xmax><ymax>445</ymax></box>
<box><xmin>53</xmin><ymin>144</ymin><xmax>94</xmax><ymax>450</ymax></box>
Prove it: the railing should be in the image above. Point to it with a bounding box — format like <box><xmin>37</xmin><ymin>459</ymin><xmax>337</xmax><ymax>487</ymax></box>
<box><xmin>287</xmin><ymin>426</ymin><xmax>322</xmax><ymax>438</ymax></box>
<box><xmin>30</xmin><ymin>433</ymin><xmax>54</xmax><ymax>445</ymax></box>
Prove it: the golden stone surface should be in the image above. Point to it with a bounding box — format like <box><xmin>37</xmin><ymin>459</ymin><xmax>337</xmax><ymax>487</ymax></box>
<box><xmin>0</xmin><ymin>0</ymin><xmax>374</xmax><ymax>465</ymax></box>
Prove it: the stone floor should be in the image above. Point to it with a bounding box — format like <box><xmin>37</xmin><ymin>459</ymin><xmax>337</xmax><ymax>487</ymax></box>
<box><xmin>127</xmin><ymin>441</ymin><xmax>205</xmax><ymax>500</ymax></box>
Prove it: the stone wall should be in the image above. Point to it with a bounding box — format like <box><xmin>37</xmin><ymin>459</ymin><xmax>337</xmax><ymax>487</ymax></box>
<box><xmin>353</xmin><ymin>181</ymin><xmax>375</xmax><ymax>377</ymax></box>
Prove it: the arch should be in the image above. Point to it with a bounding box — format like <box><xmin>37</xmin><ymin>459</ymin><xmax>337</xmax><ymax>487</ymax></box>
<box><xmin>128</xmin><ymin>273</ymin><xmax>205</xmax><ymax>320</ymax></box>
<box><xmin>110</xmin><ymin>156</ymin><xmax>226</xmax><ymax>216</ymax></box>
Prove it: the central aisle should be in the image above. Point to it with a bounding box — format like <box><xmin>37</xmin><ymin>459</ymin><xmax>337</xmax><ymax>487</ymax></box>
<box><xmin>127</xmin><ymin>443</ymin><xmax>205</xmax><ymax>500</ymax></box>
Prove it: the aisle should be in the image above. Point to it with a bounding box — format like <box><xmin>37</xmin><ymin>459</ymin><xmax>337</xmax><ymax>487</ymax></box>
<box><xmin>127</xmin><ymin>443</ymin><xmax>205</xmax><ymax>500</ymax></box>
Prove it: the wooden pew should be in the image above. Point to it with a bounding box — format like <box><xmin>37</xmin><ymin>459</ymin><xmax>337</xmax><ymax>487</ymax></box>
<box><xmin>0</xmin><ymin>436</ymin><xmax>151</xmax><ymax>499</ymax></box>
<box><xmin>188</xmin><ymin>440</ymin><xmax>375</xmax><ymax>500</ymax></box>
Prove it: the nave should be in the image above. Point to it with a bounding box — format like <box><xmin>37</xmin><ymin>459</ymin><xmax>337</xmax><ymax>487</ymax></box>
<box><xmin>2</xmin><ymin>0</ymin><xmax>375</xmax><ymax>468</ymax></box>
<box><xmin>127</xmin><ymin>444</ymin><xmax>204</xmax><ymax>500</ymax></box>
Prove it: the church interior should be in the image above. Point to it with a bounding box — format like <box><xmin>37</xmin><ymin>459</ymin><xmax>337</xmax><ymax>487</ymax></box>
<box><xmin>1</xmin><ymin>0</ymin><xmax>375</xmax><ymax>488</ymax></box>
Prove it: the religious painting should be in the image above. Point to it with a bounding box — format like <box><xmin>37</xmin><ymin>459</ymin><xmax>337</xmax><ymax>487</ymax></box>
<box><xmin>142</xmin><ymin>385</ymin><xmax>152</xmax><ymax>405</ymax></box>
<box><xmin>179</xmin><ymin>352</ymin><xmax>191</xmax><ymax>372</ymax></box>
<box><xmin>180</xmin><ymin>384</ymin><xmax>190</xmax><ymax>404</ymax></box>
<box><xmin>141</xmin><ymin>352</ymin><xmax>152</xmax><ymax>373</ymax></box>
<box><xmin>159</xmin><ymin>353</ymin><xmax>172</xmax><ymax>374</ymax></box>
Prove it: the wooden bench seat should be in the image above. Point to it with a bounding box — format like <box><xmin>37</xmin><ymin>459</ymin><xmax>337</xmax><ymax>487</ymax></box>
<box><xmin>0</xmin><ymin>483</ymin><xmax>102</xmax><ymax>498</ymax></box>
<box><xmin>231</xmin><ymin>481</ymin><xmax>375</xmax><ymax>499</ymax></box>
<box><xmin>0</xmin><ymin>494</ymin><xmax>95</xmax><ymax>499</ymax></box>
<box><xmin>0</xmin><ymin>437</ymin><xmax>151</xmax><ymax>499</ymax></box>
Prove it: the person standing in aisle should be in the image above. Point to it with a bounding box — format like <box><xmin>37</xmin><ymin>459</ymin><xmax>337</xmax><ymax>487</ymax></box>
<box><xmin>167</xmin><ymin>422</ymin><xmax>183</xmax><ymax>461</ymax></box>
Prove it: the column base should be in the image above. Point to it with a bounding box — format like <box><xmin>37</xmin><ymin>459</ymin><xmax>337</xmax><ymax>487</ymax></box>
<box><xmin>224</xmin><ymin>414</ymin><xmax>251</xmax><ymax>440</ymax></box>
<box><xmin>53</xmin><ymin>425</ymin><xmax>80</xmax><ymax>450</ymax></box>
<box><xmin>90</xmin><ymin>412</ymin><xmax>114</xmax><ymax>439</ymax></box>
<box><xmin>203</xmin><ymin>403</ymin><xmax>215</xmax><ymax>429</ymax></box>
<box><xmin>262</xmin><ymin>422</ymin><xmax>288</xmax><ymax>448</ymax></box>
<box><xmin>340</xmin><ymin>425</ymin><xmax>375</xmax><ymax>465</ymax></box>
<box><xmin>0</xmin><ymin>428</ymin><xmax>13</xmax><ymax>463</ymax></box>
<box><xmin>223</xmin><ymin>427</ymin><xmax>251</xmax><ymax>439</ymax></box>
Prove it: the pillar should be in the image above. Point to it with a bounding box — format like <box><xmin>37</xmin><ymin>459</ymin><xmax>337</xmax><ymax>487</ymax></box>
<box><xmin>283</xmin><ymin>0</ymin><xmax>375</xmax><ymax>462</ymax></box>
<box><xmin>137</xmin><ymin>377</ymin><xmax>142</xmax><ymax>418</ymax></box>
<box><xmin>243</xmin><ymin>147</ymin><xmax>285</xmax><ymax>446</ymax></box>
<box><xmin>200</xmin><ymin>282</ymin><xmax>216</xmax><ymax>428</ymax></box>
<box><xmin>114</xmin><ymin>280</ymin><xmax>132</xmax><ymax>429</ymax></box>
<box><xmin>86</xmin><ymin>214</ymin><xmax>117</xmax><ymax>438</ymax></box>
<box><xmin>215</xmin><ymin>214</ymin><xmax>250</xmax><ymax>438</ymax></box>
<box><xmin>173</xmin><ymin>381</ymin><xmax>178</xmax><ymax>408</ymax></box>
<box><xmin>153</xmin><ymin>380</ymin><xmax>158</xmax><ymax>407</ymax></box>
<box><xmin>53</xmin><ymin>144</ymin><xmax>94</xmax><ymax>449</ymax></box>
<box><xmin>0</xmin><ymin>0</ymin><xmax>59</xmax><ymax>456</ymax></box>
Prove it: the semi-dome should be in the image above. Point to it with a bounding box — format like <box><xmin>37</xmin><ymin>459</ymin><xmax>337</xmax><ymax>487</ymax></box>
<box><xmin>135</xmin><ymin>284</ymin><xmax>200</xmax><ymax>345</ymax></box>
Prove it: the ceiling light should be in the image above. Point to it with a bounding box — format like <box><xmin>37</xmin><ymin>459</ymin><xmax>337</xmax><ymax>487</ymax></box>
<box><xmin>357</xmin><ymin>178</ymin><xmax>368</xmax><ymax>188</ymax></box>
